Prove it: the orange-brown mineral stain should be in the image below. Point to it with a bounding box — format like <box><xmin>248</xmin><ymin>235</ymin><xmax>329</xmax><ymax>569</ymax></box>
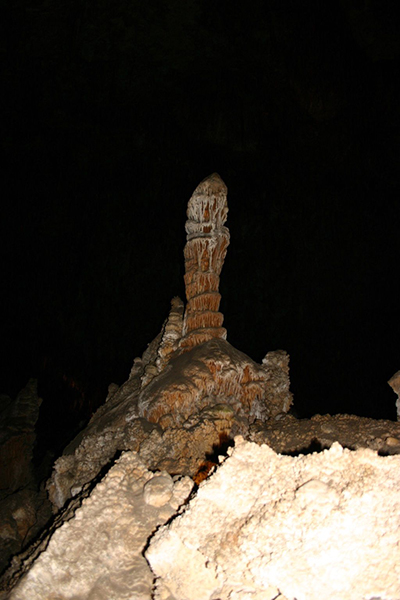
<box><xmin>180</xmin><ymin>174</ymin><xmax>229</xmax><ymax>350</ymax></box>
<box><xmin>193</xmin><ymin>460</ymin><xmax>216</xmax><ymax>485</ymax></box>
<box><xmin>193</xmin><ymin>432</ymin><xmax>233</xmax><ymax>485</ymax></box>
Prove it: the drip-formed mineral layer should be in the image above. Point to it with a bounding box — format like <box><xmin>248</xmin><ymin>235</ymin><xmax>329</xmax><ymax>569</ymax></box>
<box><xmin>137</xmin><ymin>338</ymin><xmax>292</xmax><ymax>426</ymax></box>
<box><xmin>180</xmin><ymin>173</ymin><xmax>230</xmax><ymax>349</ymax></box>
<box><xmin>156</xmin><ymin>297</ymin><xmax>184</xmax><ymax>371</ymax></box>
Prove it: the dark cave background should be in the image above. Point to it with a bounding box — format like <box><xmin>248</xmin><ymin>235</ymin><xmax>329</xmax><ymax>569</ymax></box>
<box><xmin>1</xmin><ymin>0</ymin><xmax>400</xmax><ymax>455</ymax></box>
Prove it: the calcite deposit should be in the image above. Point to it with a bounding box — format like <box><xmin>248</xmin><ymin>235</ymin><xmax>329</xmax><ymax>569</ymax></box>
<box><xmin>6</xmin><ymin>452</ymin><xmax>193</xmax><ymax>600</ymax></box>
<box><xmin>142</xmin><ymin>296</ymin><xmax>184</xmax><ymax>387</ymax></box>
<box><xmin>180</xmin><ymin>173</ymin><xmax>230</xmax><ymax>349</ymax></box>
<box><xmin>137</xmin><ymin>338</ymin><xmax>292</xmax><ymax>426</ymax></box>
<box><xmin>249</xmin><ymin>412</ymin><xmax>400</xmax><ymax>456</ymax></box>
<box><xmin>147</xmin><ymin>437</ymin><xmax>400</xmax><ymax>600</ymax></box>
<box><xmin>44</xmin><ymin>174</ymin><xmax>292</xmax><ymax>509</ymax></box>
<box><xmin>137</xmin><ymin>174</ymin><xmax>292</xmax><ymax>426</ymax></box>
<box><xmin>2</xmin><ymin>174</ymin><xmax>400</xmax><ymax>599</ymax></box>
<box><xmin>388</xmin><ymin>370</ymin><xmax>400</xmax><ymax>420</ymax></box>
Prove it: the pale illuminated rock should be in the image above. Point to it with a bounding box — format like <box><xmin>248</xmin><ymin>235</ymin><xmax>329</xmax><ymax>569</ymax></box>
<box><xmin>147</xmin><ymin>438</ymin><xmax>400</xmax><ymax>600</ymax></box>
<box><xmin>8</xmin><ymin>452</ymin><xmax>193</xmax><ymax>600</ymax></box>
<box><xmin>47</xmin><ymin>410</ymin><xmax>151</xmax><ymax>510</ymax></box>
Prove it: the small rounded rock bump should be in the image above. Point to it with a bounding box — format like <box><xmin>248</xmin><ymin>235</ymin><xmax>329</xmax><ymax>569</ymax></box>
<box><xmin>143</xmin><ymin>474</ymin><xmax>174</xmax><ymax>507</ymax></box>
<box><xmin>386</xmin><ymin>436</ymin><xmax>400</xmax><ymax>447</ymax></box>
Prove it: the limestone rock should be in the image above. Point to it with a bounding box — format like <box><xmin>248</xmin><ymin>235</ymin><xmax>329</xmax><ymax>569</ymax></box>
<box><xmin>0</xmin><ymin>380</ymin><xmax>51</xmax><ymax>575</ymax></box>
<box><xmin>147</xmin><ymin>437</ymin><xmax>400</xmax><ymax>600</ymax></box>
<box><xmin>46</xmin><ymin>174</ymin><xmax>292</xmax><ymax>511</ymax></box>
<box><xmin>45</xmin><ymin>336</ymin><xmax>237</xmax><ymax>509</ymax></box>
<box><xmin>180</xmin><ymin>173</ymin><xmax>230</xmax><ymax>349</ymax></box>
<box><xmin>142</xmin><ymin>296</ymin><xmax>184</xmax><ymax>387</ymax></box>
<box><xmin>156</xmin><ymin>296</ymin><xmax>184</xmax><ymax>371</ymax></box>
<box><xmin>249</xmin><ymin>412</ymin><xmax>400</xmax><ymax>456</ymax></box>
<box><xmin>137</xmin><ymin>338</ymin><xmax>292</xmax><ymax>426</ymax></box>
<box><xmin>388</xmin><ymin>370</ymin><xmax>400</xmax><ymax>420</ymax></box>
<box><xmin>138</xmin><ymin>403</ymin><xmax>236</xmax><ymax>481</ymax></box>
<box><xmin>46</xmin><ymin>362</ymin><xmax>153</xmax><ymax>509</ymax></box>
<box><xmin>7</xmin><ymin>451</ymin><xmax>193</xmax><ymax>600</ymax></box>
<box><xmin>48</xmin><ymin>338</ymin><xmax>291</xmax><ymax>509</ymax></box>
<box><xmin>47</xmin><ymin>412</ymin><xmax>152</xmax><ymax>510</ymax></box>
<box><xmin>47</xmin><ymin>397</ymin><xmax>231</xmax><ymax>511</ymax></box>
<box><xmin>262</xmin><ymin>349</ymin><xmax>291</xmax><ymax>417</ymax></box>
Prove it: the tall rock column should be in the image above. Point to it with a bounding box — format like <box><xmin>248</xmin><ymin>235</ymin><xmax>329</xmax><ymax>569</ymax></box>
<box><xmin>180</xmin><ymin>173</ymin><xmax>230</xmax><ymax>349</ymax></box>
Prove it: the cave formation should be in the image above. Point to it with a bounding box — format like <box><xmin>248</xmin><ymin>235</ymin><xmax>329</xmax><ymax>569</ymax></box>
<box><xmin>0</xmin><ymin>174</ymin><xmax>399</xmax><ymax>600</ymax></box>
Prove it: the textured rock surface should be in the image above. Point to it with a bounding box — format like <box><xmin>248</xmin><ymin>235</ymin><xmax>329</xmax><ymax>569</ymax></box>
<box><xmin>46</xmin><ymin>378</ymin><xmax>153</xmax><ymax>509</ymax></box>
<box><xmin>138</xmin><ymin>403</ymin><xmax>236</xmax><ymax>483</ymax></box>
<box><xmin>250</xmin><ymin>412</ymin><xmax>400</xmax><ymax>456</ymax></box>
<box><xmin>180</xmin><ymin>173</ymin><xmax>230</xmax><ymax>349</ymax></box>
<box><xmin>46</xmin><ymin>175</ymin><xmax>292</xmax><ymax>510</ymax></box>
<box><xmin>142</xmin><ymin>297</ymin><xmax>184</xmax><ymax>387</ymax></box>
<box><xmin>0</xmin><ymin>380</ymin><xmax>51</xmax><ymax>575</ymax></box>
<box><xmin>138</xmin><ymin>338</ymin><xmax>292</xmax><ymax>426</ymax></box>
<box><xmin>7</xmin><ymin>451</ymin><xmax>193</xmax><ymax>600</ymax></box>
<box><xmin>388</xmin><ymin>370</ymin><xmax>400</xmax><ymax>420</ymax></box>
<box><xmin>2</xmin><ymin>174</ymin><xmax>400</xmax><ymax>598</ymax></box>
<box><xmin>147</xmin><ymin>437</ymin><xmax>400</xmax><ymax>600</ymax></box>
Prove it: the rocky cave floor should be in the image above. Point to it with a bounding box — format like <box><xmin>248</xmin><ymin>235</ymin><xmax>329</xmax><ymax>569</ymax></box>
<box><xmin>1</xmin><ymin>374</ymin><xmax>399</xmax><ymax>598</ymax></box>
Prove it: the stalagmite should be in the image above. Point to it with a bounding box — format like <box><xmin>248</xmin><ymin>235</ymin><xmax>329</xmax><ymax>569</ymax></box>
<box><xmin>136</xmin><ymin>174</ymin><xmax>292</xmax><ymax>426</ymax></box>
<box><xmin>2</xmin><ymin>175</ymin><xmax>400</xmax><ymax>600</ymax></box>
<box><xmin>39</xmin><ymin>173</ymin><xmax>294</xmax><ymax>510</ymax></box>
<box><xmin>180</xmin><ymin>173</ymin><xmax>230</xmax><ymax>349</ymax></box>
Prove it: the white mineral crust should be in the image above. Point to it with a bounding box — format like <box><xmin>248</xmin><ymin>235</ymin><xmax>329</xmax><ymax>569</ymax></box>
<box><xmin>147</xmin><ymin>437</ymin><xmax>400</xmax><ymax>600</ymax></box>
<box><xmin>9</xmin><ymin>451</ymin><xmax>193</xmax><ymax>600</ymax></box>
